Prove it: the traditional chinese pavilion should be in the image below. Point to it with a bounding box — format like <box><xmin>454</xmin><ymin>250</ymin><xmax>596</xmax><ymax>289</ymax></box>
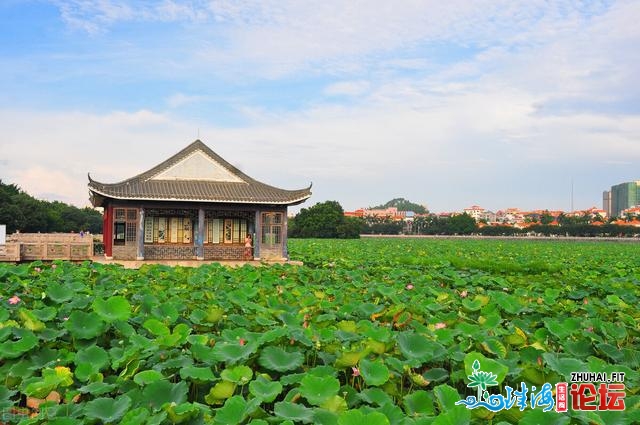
<box><xmin>88</xmin><ymin>140</ymin><xmax>311</xmax><ymax>261</ymax></box>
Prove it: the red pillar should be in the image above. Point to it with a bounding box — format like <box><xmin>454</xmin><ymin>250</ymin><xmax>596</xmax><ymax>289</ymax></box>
<box><xmin>104</xmin><ymin>204</ymin><xmax>113</xmax><ymax>258</ymax></box>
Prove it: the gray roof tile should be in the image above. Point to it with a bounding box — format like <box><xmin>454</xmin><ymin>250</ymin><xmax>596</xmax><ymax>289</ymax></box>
<box><xmin>88</xmin><ymin>140</ymin><xmax>312</xmax><ymax>205</ymax></box>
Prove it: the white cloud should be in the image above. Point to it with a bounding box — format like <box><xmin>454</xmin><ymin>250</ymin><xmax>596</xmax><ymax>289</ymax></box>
<box><xmin>7</xmin><ymin>0</ymin><xmax>638</xmax><ymax>212</ymax></box>
<box><xmin>324</xmin><ymin>81</ymin><xmax>370</xmax><ymax>97</ymax></box>
<box><xmin>165</xmin><ymin>93</ymin><xmax>208</xmax><ymax>108</ymax></box>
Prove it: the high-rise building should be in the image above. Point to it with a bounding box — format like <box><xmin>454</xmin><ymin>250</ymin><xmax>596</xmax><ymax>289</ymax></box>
<box><xmin>610</xmin><ymin>181</ymin><xmax>640</xmax><ymax>217</ymax></box>
<box><xmin>602</xmin><ymin>190</ymin><xmax>611</xmax><ymax>216</ymax></box>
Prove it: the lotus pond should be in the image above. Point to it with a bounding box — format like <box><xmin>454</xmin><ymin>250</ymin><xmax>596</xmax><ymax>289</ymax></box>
<box><xmin>0</xmin><ymin>238</ymin><xmax>638</xmax><ymax>424</ymax></box>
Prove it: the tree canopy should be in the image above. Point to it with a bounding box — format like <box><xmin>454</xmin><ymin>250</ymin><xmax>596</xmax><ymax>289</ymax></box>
<box><xmin>0</xmin><ymin>180</ymin><xmax>102</xmax><ymax>234</ymax></box>
<box><xmin>370</xmin><ymin>198</ymin><xmax>427</xmax><ymax>214</ymax></box>
<box><xmin>289</xmin><ymin>201</ymin><xmax>362</xmax><ymax>239</ymax></box>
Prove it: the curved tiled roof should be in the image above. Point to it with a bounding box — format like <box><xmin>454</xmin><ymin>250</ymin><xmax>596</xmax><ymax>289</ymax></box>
<box><xmin>88</xmin><ymin>140</ymin><xmax>312</xmax><ymax>206</ymax></box>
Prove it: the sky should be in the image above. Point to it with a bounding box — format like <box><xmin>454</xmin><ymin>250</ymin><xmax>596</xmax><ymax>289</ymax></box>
<box><xmin>1</xmin><ymin>0</ymin><xmax>639</xmax><ymax>213</ymax></box>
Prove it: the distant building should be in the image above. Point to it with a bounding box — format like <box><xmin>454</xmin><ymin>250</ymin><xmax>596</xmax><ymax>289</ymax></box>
<box><xmin>602</xmin><ymin>190</ymin><xmax>611</xmax><ymax>216</ymax></box>
<box><xmin>463</xmin><ymin>205</ymin><xmax>495</xmax><ymax>223</ymax></box>
<box><xmin>610</xmin><ymin>181</ymin><xmax>640</xmax><ymax>217</ymax></box>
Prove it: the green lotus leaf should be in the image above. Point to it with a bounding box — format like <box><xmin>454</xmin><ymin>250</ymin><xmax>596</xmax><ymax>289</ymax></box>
<box><xmin>433</xmin><ymin>384</ymin><xmax>463</xmax><ymax>412</ymax></box>
<box><xmin>180</xmin><ymin>366</ymin><xmax>216</xmax><ymax>382</ymax></box>
<box><xmin>0</xmin><ymin>385</ymin><xmax>17</xmax><ymax>410</ymax></box>
<box><xmin>0</xmin><ymin>306</ymin><xmax>8</xmax><ymax>322</ymax></box>
<box><xmin>337</xmin><ymin>410</ymin><xmax>390</xmax><ymax>425</ymax></box>
<box><xmin>221</xmin><ymin>365</ymin><xmax>253</xmax><ymax>384</ymax></box>
<box><xmin>359</xmin><ymin>358</ymin><xmax>389</xmax><ymax>387</ymax></box>
<box><xmin>403</xmin><ymin>390</ymin><xmax>435</xmax><ymax>416</ymax></box>
<box><xmin>542</xmin><ymin>353</ymin><xmax>586</xmax><ymax>382</ymax></box>
<box><xmin>397</xmin><ymin>332</ymin><xmax>446</xmax><ymax>363</ymax></box>
<box><xmin>74</xmin><ymin>345</ymin><xmax>110</xmax><ymax>381</ymax></box>
<box><xmin>151</xmin><ymin>302</ymin><xmax>180</xmax><ymax>323</ymax></box>
<box><xmin>165</xmin><ymin>402</ymin><xmax>206</xmax><ymax>423</ymax></box>
<box><xmin>92</xmin><ymin>296</ymin><xmax>131</xmax><ymax>322</ymax></box>
<box><xmin>358</xmin><ymin>388</ymin><xmax>393</xmax><ymax>407</ymax></box>
<box><xmin>211</xmin><ymin>341</ymin><xmax>255</xmax><ymax>364</ymax></box>
<box><xmin>422</xmin><ymin>368</ymin><xmax>449</xmax><ymax>383</ymax></box>
<box><xmin>205</xmin><ymin>306</ymin><xmax>225</xmax><ymax>323</ymax></box>
<box><xmin>134</xmin><ymin>370</ymin><xmax>165</xmax><ymax>386</ymax></box>
<box><xmin>480</xmin><ymin>338</ymin><xmax>507</xmax><ymax>359</ymax></box>
<box><xmin>64</xmin><ymin>311</ymin><xmax>106</xmax><ymax>339</ymax></box>
<box><xmin>143</xmin><ymin>318</ymin><xmax>170</xmax><ymax>336</ymax></box>
<box><xmin>43</xmin><ymin>419</ymin><xmax>82</xmax><ymax>425</ymax></box>
<box><xmin>32</xmin><ymin>306</ymin><xmax>57</xmax><ymax>321</ymax></box>
<box><xmin>205</xmin><ymin>381</ymin><xmax>237</xmax><ymax>404</ymax></box>
<box><xmin>84</xmin><ymin>395</ymin><xmax>132</xmax><ymax>423</ymax></box>
<box><xmin>142</xmin><ymin>380</ymin><xmax>188</xmax><ymax>411</ymax></box>
<box><xmin>214</xmin><ymin>395</ymin><xmax>249</xmax><ymax>424</ymax></box>
<box><xmin>299</xmin><ymin>374</ymin><xmax>340</xmax><ymax>406</ymax></box>
<box><xmin>520</xmin><ymin>408</ymin><xmax>570</xmax><ymax>425</ymax></box>
<box><xmin>47</xmin><ymin>283</ymin><xmax>74</xmax><ymax>303</ymax></box>
<box><xmin>258</xmin><ymin>346</ymin><xmax>304</xmax><ymax>372</ymax></box>
<box><xmin>18</xmin><ymin>308</ymin><xmax>45</xmax><ymax>331</ymax></box>
<box><xmin>0</xmin><ymin>328</ymin><xmax>38</xmax><ymax>359</ymax></box>
<box><xmin>248</xmin><ymin>375</ymin><xmax>283</xmax><ymax>402</ymax></box>
<box><xmin>273</xmin><ymin>401</ymin><xmax>314</xmax><ymax>424</ymax></box>
<box><xmin>78</xmin><ymin>381</ymin><xmax>117</xmax><ymax>395</ymax></box>
<box><xmin>320</xmin><ymin>395</ymin><xmax>348</xmax><ymax>413</ymax></box>
<box><xmin>120</xmin><ymin>407</ymin><xmax>151</xmax><ymax>425</ymax></box>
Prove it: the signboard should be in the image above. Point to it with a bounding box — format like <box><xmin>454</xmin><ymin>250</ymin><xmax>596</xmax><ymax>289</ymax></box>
<box><xmin>0</xmin><ymin>224</ymin><xmax>5</xmax><ymax>245</ymax></box>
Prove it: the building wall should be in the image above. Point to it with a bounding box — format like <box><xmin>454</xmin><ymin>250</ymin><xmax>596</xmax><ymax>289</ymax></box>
<box><xmin>611</xmin><ymin>182</ymin><xmax>640</xmax><ymax>217</ymax></box>
<box><xmin>603</xmin><ymin>190</ymin><xmax>611</xmax><ymax>217</ymax></box>
<box><xmin>145</xmin><ymin>245</ymin><xmax>197</xmax><ymax>260</ymax></box>
<box><xmin>103</xmin><ymin>201</ymin><xmax>291</xmax><ymax>261</ymax></box>
<box><xmin>204</xmin><ymin>245</ymin><xmax>244</xmax><ymax>260</ymax></box>
<box><xmin>112</xmin><ymin>245</ymin><xmax>137</xmax><ymax>260</ymax></box>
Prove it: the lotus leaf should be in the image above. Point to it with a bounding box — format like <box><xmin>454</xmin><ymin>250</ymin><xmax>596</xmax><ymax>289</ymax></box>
<box><xmin>92</xmin><ymin>296</ymin><xmax>131</xmax><ymax>322</ymax></box>
<box><xmin>64</xmin><ymin>311</ymin><xmax>106</xmax><ymax>339</ymax></box>
<box><xmin>133</xmin><ymin>370</ymin><xmax>164</xmax><ymax>385</ymax></box>
<box><xmin>0</xmin><ymin>328</ymin><xmax>38</xmax><ymax>359</ymax></box>
<box><xmin>248</xmin><ymin>375</ymin><xmax>283</xmax><ymax>402</ymax></box>
<box><xmin>47</xmin><ymin>283</ymin><xmax>74</xmax><ymax>303</ymax></box>
<box><xmin>84</xmin><ymin>395</ymin><xmax>132</xmax><ymax>423</ymax></box>
<box><xmin>142</xmin><ymin>380</ymin><xmax>188</xmax><ymax>411</ymax></box>
<box><xmin>258</xmin><ymin>346</ymin><xmax>304</xmax><ymax>372</ymax></box>
<box><xmin>397</xmin><ymin>332</ymin><xmax>446</xmax><ymax>364</ymax></box>
<box><xmin>359</xmin><ymin>358</ymin><xmax>390</xmax><ymax>387</ymax></box>
<box><xmin>221</xmin><ymin>365</ymin><xmax>253</xmax><ymax>384</ymax></box>
<box><xmin>299</xmin><ymin>374</ymin><xmax>340</xmax><ymax>406</ymax></box>
<box><xmin>205</xmin><ymin>381</ymin><xmax>237</xmax><ymax>404</ymax></box>
<box><xmin>274</xmin><ymin>401</ymin><xmax>315</xmax><ymax>424</ymax></box>
<box><xmin>337</xmin><ymin>410</ymin><xmax>390</xmax><ymax>425</ymax></box>
<box><xmin>180</xmin><ymin>365</ymin><xmax>216</xmax><ymax>382</ymax></box>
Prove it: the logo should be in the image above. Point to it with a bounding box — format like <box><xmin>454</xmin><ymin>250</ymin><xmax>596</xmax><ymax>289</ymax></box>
<box><xmin>455</xmin><ymin>360</ymin><xmax>626</xmax><ymax>413</ymax></box>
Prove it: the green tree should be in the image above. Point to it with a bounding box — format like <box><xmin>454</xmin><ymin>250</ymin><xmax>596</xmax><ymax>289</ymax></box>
<box><xmin>0</xmin><ymin>180</ymin><xmax>103</xmax><ymax>234</ymax></box>
<box><xmin>540</xmin><ymin>211</ymin><xmax>554</xmax><ymax>225</ymax></box>
<box><xmin>289</xmin><ymin>201</ymin><xmax>360</xmax><ymax>239</ymax></box>
<box><xmin>371</xmin><ymin>198</ymin><xmax>427</xmax><ymax>214</ymax></box>
<box><xmin>447</xmin><ymin>213</ymin><xmax>477</xmax><ymax>235</ymax></box>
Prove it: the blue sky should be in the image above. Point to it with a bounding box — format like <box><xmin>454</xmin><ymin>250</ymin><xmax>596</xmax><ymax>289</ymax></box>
<box><xmin>1</xmin><ymin>0</ymin><xmax>639</xmax><ymax>213</ymax></box>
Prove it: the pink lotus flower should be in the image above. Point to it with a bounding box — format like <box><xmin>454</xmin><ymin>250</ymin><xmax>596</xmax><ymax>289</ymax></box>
<box><xmin>8</xmin><ymin>295</ymin><xmax>21</xmax><ymax>305</ymax></box>
<box><xmin>51</xmin><ymin>264</ymin><xmax>57</xmax><ymax>269</ymax></box>
<box><xmin>460</xmin><ymin>290</ymin><xmax>468</xmax><ymax>298</ymax></box>
<box><xmin>406</xmin><ymin>284</ymin><xmax>414</xmax><ymax>290</ymax></box>
<box><xmin>434</xmin><ymin>322</ymin><xmax>447</xmax><ymax>330</ymax></box>
<box><xmin>34</xmin><ymin>267</ymin><xmax>41</xmax><ymax>273</ymax></box>
<box><xmin>239</xmin><ymin>338</ymin><xmax>246</xmax><ymax>346</ymax></box>
<box><xmin>351</xmin><ymin>367</ymin><xmax>360</xmax><ymax>377</ymax></box>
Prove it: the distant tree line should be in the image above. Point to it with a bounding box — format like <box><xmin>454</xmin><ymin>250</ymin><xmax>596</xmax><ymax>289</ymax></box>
<box><xmin>288</xmin><ymin>200</ymin><xmax>640</xmax><ymax>239</ymax></box>
<box><xmin>0</xmin><ymin>180</ymin><xmax>102</xmax><ymax>234</ymax></box>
